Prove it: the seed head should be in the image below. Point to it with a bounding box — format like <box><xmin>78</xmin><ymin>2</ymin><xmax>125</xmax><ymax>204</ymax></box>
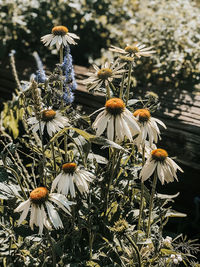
<box><xmin>30</xmin><ymin>187</ymin><xmax>49</xmax><ymax>204</ymax></box>
<box><xmin>62</xmin><ymin>162</ymin><xmax>77</xmax><ymax>174</ymax></box>
<box><xmin>52</xmin><ymin>26</ymin><xmax>68</xmax><ymax>36</ymax></box>
<box><xmin>151</xmin><ymin>149</ymin><xmax>168</xmax><ymax>161</ymax></box>
<box><xmin>105</xmin><ymin>98</ymin><xmax>125</xmax><ymax>115</ymax></box>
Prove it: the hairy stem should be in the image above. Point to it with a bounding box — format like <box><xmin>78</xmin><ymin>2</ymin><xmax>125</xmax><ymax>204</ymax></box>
<box><xmin>147</xmin><ymin>171</ymin><xmax>158</xmax><ymax>238</ymax></box>
<box><xmin>51</xmin><ymin>142</ymin><xmax>56</xmax><ymax>179</ymax></box>
<box><xmin>106</xmin><ymin>83</ymin><xmax>111</xmax><ymax>99</ymax></box>
<box><xmin>119</xmin><ymin>72</ymin><xmax>126</xmax><ymax>99</ymax></box>
<box><xmin>126</xmin><ymin>62</ymin><xmax>132</xmax><ymax>105</ymax></box>
<box><xmin>46</xmin><ymin>230</ymin><xmax>56</xmax><ymax>267</ymax></box>
<box><xmin>137</xmin><ymin>145</ymin><xmax>146</xmax><ymax>231</ymax></box>
<box><xmin>125</xmin><ymin>234</ymin><xmax>143</xmax><ymax>267</ymax></box>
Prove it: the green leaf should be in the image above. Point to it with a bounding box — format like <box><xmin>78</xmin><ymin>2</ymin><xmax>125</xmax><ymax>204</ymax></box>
<box><xmin>0</xmin><ymin>168</ymin><xmax>9</xmax><ymax>182</ymax></box>
<box><xmin>160</xmin><ymin>248</ymin><xmax>177</xmax><ymax>255</ymax></box>
<box><xmin>165</xmin><ymin>210</ymin><xmax>187</xmax><ymax>218</ymax></box>
<box><xmin>157</xmin><ymin>192</ymin><xmax>180</xmax><ymax>199</ymax></box>
<box><xmin>106</xmin><ymin>201</ymin><xmax>118</xmax><ymax>221</ymax></box>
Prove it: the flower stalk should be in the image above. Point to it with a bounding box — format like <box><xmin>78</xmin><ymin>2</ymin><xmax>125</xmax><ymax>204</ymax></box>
<box><xmin>147</xmin><ymin>171</ymin><xmax>158</xmax><ymax>238</ymax></box>
<box><xmin>137</xmin><ymin>145</ymin><xmax>146</xmax><ymax>232</ymax></box>
<box><xmin>125</xmin><ymin>62</ymin><xmax>132</xmax><ymax>105</ymax></box>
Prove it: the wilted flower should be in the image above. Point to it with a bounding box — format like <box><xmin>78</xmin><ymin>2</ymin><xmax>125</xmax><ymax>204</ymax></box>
<box><xmin>93</xmin><ymin>98</ymin><xmax>140</xmax><ymax>142</ymax></box>
<box><xmin>83</xmin><ymin>60</ymin><xmax>126</xmax><ymax>92</ymax></box>
<box><xmin>110</xmin><ymin>42</ymin><xmax>156</xmax><ymax>58</ymax></box>
<box><xmin>140</xmin><ymin>148</ymin><xmax>183</xmax><ymax>184</ymax></box>
<box><xmin>14</xmin><ymin>187</ymin><xmax>74</xmax><ymax>234</ymax></box>
<box><xmin>110</xmin><ymin>219</ymin><xmax>128</xmax><ymax>233</ymax></box>
<box><xmin>133</xmin><ymin>109</ymin><xmax>166</xmax><ymax>147</ymax></box>
<box><xmin>162</xmin><ymin>236</ymin><xmax>172</xmax><ymax>248</ymax></box>
<box><xmin>41</xmin><ymin>25</ymin><xmax>79</xmax><ymax>50</ymax></box>
<box><xmin>51</xmin><ymin>163</ymin><xmax>95</xmax><ymax>197</ymax></box>
<box><xmin>28</xmin><ymin>108</ymin><xmax>68</xmax><ymax>137</ymax></box>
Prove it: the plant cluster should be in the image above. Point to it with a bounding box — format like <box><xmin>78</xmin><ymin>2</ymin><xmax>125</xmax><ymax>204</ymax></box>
<box><xmin>0</xmin><ymin>24</ymin><xmax>199</xmax><ymax>266</ymax></box>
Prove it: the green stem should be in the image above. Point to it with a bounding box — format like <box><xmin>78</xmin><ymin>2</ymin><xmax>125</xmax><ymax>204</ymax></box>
<box><xmin>59</xmin><ymin>45</ymin><xmax>63</xmax><ymax>65</ymax></box>
<box><xmin>126</xmin><ymin>62</ymin><xmax>132</xmax><ymax>105</ymax></box>
<box><xmin>64</xmin><ymin>133</ymin><xmax>68</xmax><ymax>162</ymax></box>
<box><xmin>125</xmin><ymin>234</ymin><xmax>143</xmax><ymax>267</ymax></box>
<box><xmin>147</xmin><ymin>171</ymin><xmax>158</xmax><ymax>238</ymax></box>
<box><xmin>38</xmin><ymin>120</ymin><xmax>46</xmax><ymax>186</ymax></box>
<box><xmin>46</xmin><ymin>230</ymin><xmax>56</xmax><ymax>267</ymax></box>
<box><xmin>89</xmin><ymin>230</ymin><xmax>94</xmax><ymax>260</ymax></box>
<box><xmin>119</xmin><ymin>72</ymin><xmax>126</xmax><ymax>99</ymax></box>
<box><xmin>51</xmin><ymin>142</ymin><xmax>56</xmax><ymax>179</ymax></box>
<box><xmin>109</xmin><ymin>81</ymin><xmax>117</xmax><ymax>95</ymax></box>
<box><xmin>56</xmin><ymin>140</ymin><xmax>63</xmax><ymax>160</ymax></box>
<box><xmin>137</xmin><ymin>146</ymin><xmax>146</xmax><ymax>231</ymax></box>
<box><xmin>104</xmin><ymin>149</ymin><xmax>117</xmax><ymax>216</ymax></box>
<box><xmin>59</xmin><ymin>46</ymin><xmax>64</xmax><ymax>109</ymax></box>
<box><xmin>106</xmin><ymin>83</ymin><xmax>111</xmax><ymax>99</ymax></box>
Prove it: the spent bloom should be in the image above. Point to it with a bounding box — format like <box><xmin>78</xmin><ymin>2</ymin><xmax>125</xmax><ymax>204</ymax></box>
<box><xmin>28</xmin><ymin>108</ymin><xmax>68</xmax><ymax>137</ymax></box>
<box><xmin>92</xmin><ymin>98</ymin><xmax>140</xmax><ymax>142</ymax></box>
<box><xmin>51</xmin><ymin>163</ymin><xmax>95</xmax><ymax>198</ymax></box>
<box><xmin>41</xmin><ymin>25</ymin><xmax>79</xmax><ymax>50</ymax></box>
<box><xmin>110</xmin><ymin>42</ymin><xmax>156</xmax><ymax>58</ymax></box>
<box><xmin>140</xmin><ymin>148</ymin><xmax>183</xmax><ymax>184</ymax></box>
<box><xmin>83</xmin><ymin>60</ymin><xmax>126</xmax><ymax>92</ymax></box>
<box><xmin>133</xmin><ymin>109</ymin><xmax>166</xmax><ymax>147</ymax></box>
<box><xmin>14</xmin><ymin>187</ymin><xmax>74</xmax><ymax>234</ymax></box>
<box><xmin>162</xmin><ymin>236</ymin><xmax>172</xmax><ymax>248</ymax></box>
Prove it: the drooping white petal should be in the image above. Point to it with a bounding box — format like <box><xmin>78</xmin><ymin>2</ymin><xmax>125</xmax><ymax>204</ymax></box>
<box><xmin>123</xmin><ymin>109</ymin><xmax>140</xmax><ymax>133</ymax></box>
<box><xmin>17</xmin><ymin>200</ymin><xmax>31</xmax><ymax>225</ymax></box>
<box><xmin>49</xmin><ymin>195</ymin><xmax>71</xmax><ymax>215</ymax></box>
<box><xmin>51</xmin><ymin>173</ymin><xmax>63</xmax><ymax>192</ymax></box>
<box><xmin>115</xmin><ymin>115</ymin><xmax>124</xmax><ymax>142</ymax></box>
<box><xmin>69</xmin><ymin>176</ymin><xmax>76</xmax><ymax>198</ymax></box>
<box><xmin>157</xmin><ymin>162</ymin><xmax>165</xmax><ymax>185</ymax></box>
<box><xmin>45</xmin><ymin>201</ymin><xmax>63</xmax><ymax>229</ymax></box>
<box><xmin>68</xmin><ymin>32</ymin><xmax>80</xmax><ymax>39</ymax></box>
<box><xmin>14</xmin><ymin>199</ymin><xmax>30</xmax><ymax>212</ymax></box>
<box><xmin>153</xmin><ymin>118</ymin><xmax>167</xmax><ymax>129</ymax></box>
<box><xmin>41</xmin><ymin>204</ymin><xmax>52</xmax><ymax>231</ymax></box>
<box><xmin>120</xmin><ymin>117</ymin><xmax>132</xmax><ymax>141</ymax></box>
<box><xmin>107</xmin><ymin>115</ymin><xmax>114</xmax><ymax>141</ymax></box>
<box><xmin>166</xmin><ymin>157</ymin><xmax>183</xmax><ymax>173</ymax></box>
<box><xmin>30</xmin><ymin>204</ymin><xmax>36</xmax><ymax>230</ymax></box>
<box><xmin>140</xmin><ymin>160</ymin><xmax>157</xmax><ymax>182</ymax></box>
<box><xmin>37</xmin><ymin>206</ymin><xmax>44</xmax><ymax>235</ymax></box>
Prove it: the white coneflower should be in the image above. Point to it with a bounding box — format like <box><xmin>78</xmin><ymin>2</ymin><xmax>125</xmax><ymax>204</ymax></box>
<box><xmin>133</xmin><ymin>109</ymin><xmax>166</xmax><ymax>147</ymax></box>
<box><xmin>93</xmin><ymin>98</ymin><xmax>140</xmax><ymax>142</ymax></box>
<box><xmin>14</xmin><ymin>187</ymin><xmax>74</xmax><ymax>234</ymax></box>
<box><xmin>51</xmin><ymin>163</ymin><xmax>95</xmax><ymax>197</ymax></box>
<box><xmin>83</xmin><ymin>60</ymin><xmax>126</xmax><ymax>92</ymax></box>
<box><xmin>41</xmin><ymin>25</ymin><xmax>79</xmax><ymax>49</ymax></box>
<box><xmin>110</xmin><ymin>42</ymin><xmax>156</xmax><ymax>58</ymax></box>
<box><xmin>140</xmin><ymin>148</ymin><xmax>183</xmax><ymax>184</ymax></box>
<box><xmin>28</xmin><ymin>108</ymin><xmax>68</xmax><ymax>137</ymax></box>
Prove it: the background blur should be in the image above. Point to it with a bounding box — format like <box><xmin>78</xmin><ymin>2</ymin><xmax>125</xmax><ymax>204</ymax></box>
<box><xmin>0</xmin><ymin>0</ymin><xmax>200</xmax><ymax>91</ymax></box>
